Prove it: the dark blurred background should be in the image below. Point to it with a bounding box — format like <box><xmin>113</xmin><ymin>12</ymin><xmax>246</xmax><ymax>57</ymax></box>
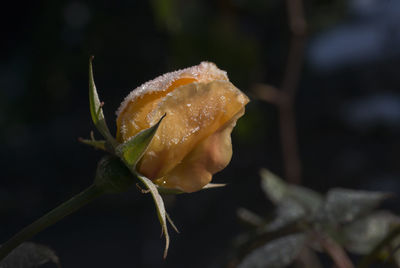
<box><xmin>1</xmin><ymin>0</ymin><xmax>400</xmax><ymax>267</ymax></box>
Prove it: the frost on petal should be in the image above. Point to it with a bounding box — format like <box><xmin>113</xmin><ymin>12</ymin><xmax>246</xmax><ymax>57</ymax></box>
<box><xmin>137</xmin><ymin>80</ymin><xmax>249</xmax><ymax>185</ymax></box>
<box><xmin>155</xmin><ymin>108</ymin><xmax>245</xmax><ymax>193</ymax></box>
<box><xmin>116</xmin><ymin>62</ymin><xmax>229</xmax><ymax>141</ymax></box>
<box><xmin>116</xmin><ymin>62</ymin><xmax>249</xmax><ymax>192</ymax></box>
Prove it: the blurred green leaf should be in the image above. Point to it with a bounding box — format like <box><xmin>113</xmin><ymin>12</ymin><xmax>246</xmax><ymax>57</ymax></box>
<box><xmin>88</xmin><ymin>56</ymin><xmax>117</xmax><ymax>148</ymax></box>
<box><xmin>237</xmin><ymin>208</ymin><xmax>265</xmax><ymax>227</ymax></box>
<box><xmin>260</xmin><ymin>169</ymin><xmax>287</xmax><ymax>204</ymax></box>
<box><xmin>238</xmin><ymin>233</ymin><xmax>306</xmax><ymax>268</ymax></box>
<box><xmin>260</xmin><ymin>169</ymin><xmax>323</xmax><ymax>216</ymax></box>
<box><xmin>0</xmin><ymin>242</ymin><xmax>60</xmax><ymax>268</ymax></box>
<box><xmin>290</xmin><ymin>187</ymin><xmax>323</xmax><ymax>216</ymax></box>
<box><xmin>358</xmin><ymin>224</ymin><xmax>400</xmax><ymax>268</ymax></box>
<box><xmin>265</xmin><ymin>199</ymin><xmax>306</xmax><ymax>232</ymax></box>
<box><xmin>391</xmin><ymin>234</ymin><xmax>400</xmax><ymax>267</ymax></box>
<box><xmin>321</xmin><ymin>188</ymin><xmax>391</xmax><ymax>224</ymax></box>
<box><xmin>116</xmin><ymin>114</ymin><xmax>165</xmax><ymax>168</ymax></box>
<box><xmin>343</xmin><ymin>211</ymin><xmax>400</xmax><ymax>254</ymax></box>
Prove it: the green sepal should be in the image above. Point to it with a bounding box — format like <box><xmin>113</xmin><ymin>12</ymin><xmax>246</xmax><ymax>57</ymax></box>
<box><xmin>136</xmin><ymin>174</ymin><xmax>171</xmax><ymax>259</ymax></box>
<box><xmin>156</xmin><ymin>182</ymin><xmax>226</xmax><ymax>195</ymax></box>
<box><xmin>88</xmin><ymin>56</ymin><xmax>117</xmax><ymax>149</ymax></box>
<box><xmin>116</xmin><ymin>114</ymin><xmax>165</xmax><ymax>168</ymax></box>
<box><xmin>114</xmin><ymin>115</ymin><xmax>172</xmax><ymax>258</ymax></box>
<box><xmin>166</xmin><ymin>212</ymin><xmax>179</xmax><ymax>233</ymax></box>
<box><xmin>94</xmin><ymin>155</ymin><xmax>135</xmax><ymax>194</ymax></box>
<box><xmin>78</xmin><ymin>137</ymin><xmax>107</xmax><ymax>151</ymax></box>
<box><xmin>202</xmin><ymin>183</ymin><xmax>227</xmax><ymax>189</ymax></box>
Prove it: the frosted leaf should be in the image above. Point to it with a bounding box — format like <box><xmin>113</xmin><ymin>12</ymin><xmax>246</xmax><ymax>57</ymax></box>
<box><xmin>320</xmin><ymin>188</ymin><xmax>391</xmax><ymax>223</ymax></box>
<box><xmin>0</xmin><ymin>242</ymin><xmax>60</xmax><ymax>268</ymax></box>
<box><xmin>343</xmin><ymin>211</ymin><xmax>400</xmax><ymax>254</ymax></box>
<box><xmin>238</xmin><ymin>234</ymin><xmax>306</xmax><ymax>268</ymax></box>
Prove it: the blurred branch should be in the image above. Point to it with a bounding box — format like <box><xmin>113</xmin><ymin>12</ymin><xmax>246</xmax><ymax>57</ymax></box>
<box><xmin>252</xmin><ymin>0</ymin><xmax>306</xmax><ymax>185</ymax></box>
<box><xmin>295</xmin><ymin>247</ymin><xmax>323</xmax><ymax>268</ymax></box>
<box><xmin>313</xmin><ymin>232</ymin><xmax>355</xmax><ymax>268</ymax></box>
<box><xmin>279</xmin><ymin>0</ymin><xmax>307</xmax><ymax>185</ymax></box>
<box><xmin>252</xmin><ymin>84</ymin><xmax>281</xmax><ymax>104</ymax></box>
<box><xmin>283</xmin><ymin>0</ymin><xmax>307</xmax><ymax>96</ymax></box>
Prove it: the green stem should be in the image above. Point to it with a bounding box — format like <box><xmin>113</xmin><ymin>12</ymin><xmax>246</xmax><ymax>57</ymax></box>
<box><xmin>0</xmin><ymin>184</ymin><xmax>104</xmax><ymax>262</ymax></box>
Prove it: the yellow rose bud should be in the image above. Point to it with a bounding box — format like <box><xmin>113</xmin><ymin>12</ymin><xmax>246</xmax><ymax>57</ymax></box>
<box><xmin>116</xmin><ymin>62</ymin><xmax>249</xmax><ymax>193</ymax></box>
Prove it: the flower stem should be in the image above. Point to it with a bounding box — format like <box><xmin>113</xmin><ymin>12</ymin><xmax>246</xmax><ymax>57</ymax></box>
<box><xmin>0</xmin><ymin>184</ymin><xmax>104</xmax><ymax>261</ymax></box>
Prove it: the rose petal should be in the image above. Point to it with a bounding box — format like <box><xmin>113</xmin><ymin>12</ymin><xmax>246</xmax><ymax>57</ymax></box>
<box><xmin>155</xmin><ymin>108</ymin><xmax>245</xmax><ymax>192</ymax></box>
<box><xmin>137</xmin><ymin>80</ymin><xmax>249</xmax><ymax>181</ymax></box>
<box><xmin>116</xmin><ymin>78</ymin><xmax>196</xmax><ymax>141</ymax></box>
<box><xmin>116</xmin><ymin>62</ymin><xmax>228</xmax><ymax>141</ymax></box>
<box><xmin>116</xmin><ymin>62</ymin><xmax>249</xmax><ymax>192</ymax></box>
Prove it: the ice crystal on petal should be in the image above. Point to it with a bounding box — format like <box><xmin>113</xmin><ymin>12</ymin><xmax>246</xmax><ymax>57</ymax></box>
<box><xmin>116</xmin><ymin>62</ymin><xmax>228</xmax><ymax>117</ymax></box>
